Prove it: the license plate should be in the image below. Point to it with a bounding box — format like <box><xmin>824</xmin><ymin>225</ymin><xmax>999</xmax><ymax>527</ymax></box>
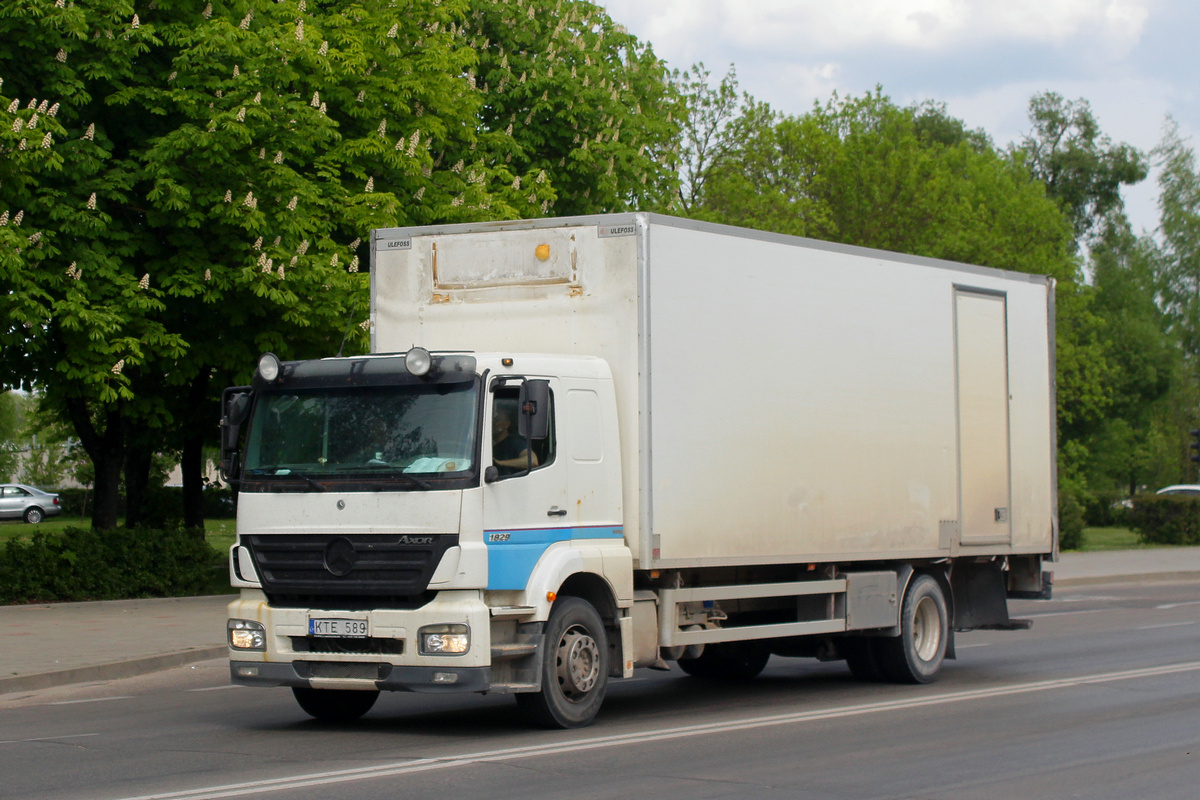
<box><xmin>309</xmin><ymin>618</ymin><xmax>369</xmax><ymax>638</ymax></box>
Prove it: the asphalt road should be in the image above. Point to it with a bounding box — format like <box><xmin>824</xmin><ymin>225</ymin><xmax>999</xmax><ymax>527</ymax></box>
<box><xmin>2</xmin><ymin>579</ymin><xmax>1198</xmax><ymax>800</ymax></box>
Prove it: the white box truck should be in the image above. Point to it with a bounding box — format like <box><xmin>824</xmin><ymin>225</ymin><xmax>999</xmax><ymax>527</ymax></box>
<box><xmin>220</xmin><ymin>213</ymin><xmax>1056</xmax><ymax>728</ymax></box>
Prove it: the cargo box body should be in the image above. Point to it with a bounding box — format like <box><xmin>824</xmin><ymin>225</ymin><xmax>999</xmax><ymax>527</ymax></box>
<box><xmin>371</xmin><ymin>213</ymin><xmax>1056</xmax><ymax>571</ymax></box>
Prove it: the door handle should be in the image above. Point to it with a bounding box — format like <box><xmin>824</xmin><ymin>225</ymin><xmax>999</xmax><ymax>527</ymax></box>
<box><xmin>547</xmin><ymin>507</ymin><xmax>567</xmax><ymax>517</ymax></box>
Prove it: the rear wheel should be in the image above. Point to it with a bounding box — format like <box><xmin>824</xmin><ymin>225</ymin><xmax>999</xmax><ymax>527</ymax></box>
<box><xmin>677</xmin><ymin>642</ymin><xmax>770</xmax><ymax>681</ymax></box>
<box><xmin>23</xmin><ymin>507</ymin><xmax>44</xmax><ymax>524</ymax></box>
<box><xmin>292</xmin><ymin>687</ymin><xmax>379</xmax><ymax>722</ymax></box>
<box><xmin>516</xmin><ymin>596</ymin><xmax>608</xmax><ymax>729</ymax></box>
<box><xmin>877</xmin><ymin>574</ymin><xmax>948</xmax><ymax>684</ymax></box>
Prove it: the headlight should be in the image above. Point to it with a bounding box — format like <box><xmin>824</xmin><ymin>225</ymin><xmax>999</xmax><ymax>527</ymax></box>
<box><xmin>419</xmin><ymin>624</ymin><xmax>469</xmax><ymax>655</ymax></box>
<box><xmin>228</xmin><ymin>619</ymin><xmax>266</xmax><ymax>651</ymax></box>
<box><xmin>256</xmin><ymin>352</ymin><xmax>281</xmax><ymax>382</ymax></box>
<box><xmin>405</xmin><ymin>347</ymin><xmax>432</xmax><ymax>377</ymax></box>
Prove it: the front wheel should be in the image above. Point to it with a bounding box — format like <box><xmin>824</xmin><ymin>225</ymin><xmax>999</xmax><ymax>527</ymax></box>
<box><xmin>24</xmin><ymin>507</ymin><xmax>44</xmax><ymax>524</ymax></box>
<box><xmin>292</xmin><ymin>687</ymin><xmax>379</xmax><ymax>722</ymax></box>
<box><xmin>876</xmin><ymin>574</ymin><xmax>948</xmax><ymax>684</ymax></box>
<box><xmin>516</xmin><ymin>596</ymin><xmax>608</xmax><ymax>729</ymax></box>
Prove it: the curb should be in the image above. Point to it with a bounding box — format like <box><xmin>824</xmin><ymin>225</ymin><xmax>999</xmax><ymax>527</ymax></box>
<box><xmin>1054</xmin><ymin>571</ymin><xmax>1200</xmax><ymax>588</ymax></box>
<box><xmin>0</xmin><ymin>645</ymin><xmax>226</xmax><ymax>696</ymax></box>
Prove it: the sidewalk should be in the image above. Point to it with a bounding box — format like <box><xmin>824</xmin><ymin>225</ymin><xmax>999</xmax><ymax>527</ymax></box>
<box><xmin>2</xmin><ymin>548</ymin><xmax>1199</xmax><ymax>696</ymax></box>
<box><xmin>0</xmin><ymin>594</ymin><xmax>233</xmax><ymax>695</ymax></box>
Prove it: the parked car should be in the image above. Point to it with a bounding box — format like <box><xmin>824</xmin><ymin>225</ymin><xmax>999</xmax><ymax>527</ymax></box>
<box><xmin>1155</xmin><ymin>484</ymin><xmax>1200</xmax><ymax>497</ymax></box>
<box><xmin>0</xmin><ymin>483</ymin><xmax>62</xmax><ymax>524</ymax></box>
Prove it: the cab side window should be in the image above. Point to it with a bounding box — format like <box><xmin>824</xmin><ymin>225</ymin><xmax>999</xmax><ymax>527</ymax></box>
<box><xmin>492</xmin><ymin>387</ymin><xmax>555</xmax><ymax>476</ymax></box>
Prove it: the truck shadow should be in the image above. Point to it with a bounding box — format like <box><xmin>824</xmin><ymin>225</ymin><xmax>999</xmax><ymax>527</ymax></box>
<box><xmin>249</xmin><ymin>659</ymin><xmax>971</xmax><ymax>738</ymax></box>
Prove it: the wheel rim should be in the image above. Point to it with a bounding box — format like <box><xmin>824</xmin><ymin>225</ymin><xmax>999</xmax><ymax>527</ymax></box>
<box><xmin>912</xmin><ymin>596</ymin><xmax>942</xmax><ymax>663</ymax></box>
<box><xmin>27</xmin><ymin>509</ymin><xmax>42</xmax><ymax>524</ymax></box>
<box><xmin>556</xmin><ymin>624</ymin><xmax>600</xmax><ymax>700</ymax></box>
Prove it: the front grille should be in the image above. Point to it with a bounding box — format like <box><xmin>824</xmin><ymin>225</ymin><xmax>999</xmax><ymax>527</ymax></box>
<box><xmin>245</xmin><ymin>533</ymin><xmax>456</xmax><ymax>596</ymax></box>
<box><xmin>294</xmin><ymin>661</ymin><xmax>391</xmax><ymax>681</ymax></box>
<box><xmin>267</xmin><ymin>593</ymin><xmax>436</xmax><ymax>610</ymax></box>
<box><xmin>292</xmin><ymin>636</ymin><xmax>405</xmax><ymax>655</ymax></box>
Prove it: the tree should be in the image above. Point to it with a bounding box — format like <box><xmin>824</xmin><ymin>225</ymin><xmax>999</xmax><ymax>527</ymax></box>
<box><xmin>689</xmin><ymin>99</ymin><xmax>833</xmax><ymax>238</ymax></box>
<box><xmin>672</xmin><ymin>62</ymin><xmax>744</xmax><ymax>213</ymax></box>
<box><xmin>466</xmin><ymin>0</ymin><xmax>684</xmax><ymax>216</ymax></box>
<box><xmin>1015</xmin><ymin>92</ymin><xmax>1148</xmax><ymax>247</ymax></box>
<box><xmin>694</xmin><ymin>89</ymin><xmax>1076</xmax><ymax>279</ymax></box>
<box><xmin>1079</xmin><ymin>222</ymin><xmax>1187</xmax><ymax>499</ymax></box>
<box><xmin>1</xmin><ymin>0</ymin><xmax>682</xmax><ymax>529</ymax></box>
<box><xmin>0</xmin><ymin>391</ymin><xmax>30</xmax><ymax>481</ymax></box>
<box><xmin>1155</xmin><ymin>118</ymin><xmax>1200</xmax><ymax>363</ymax></box>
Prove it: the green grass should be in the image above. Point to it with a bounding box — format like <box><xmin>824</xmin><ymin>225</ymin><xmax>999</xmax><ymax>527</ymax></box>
<box><xmin>1078</xmin><ymin>526</ymin><xmax>1200</xmax><ymax>550</ymax></box>
<box><xmin>1078</xmin><ymin>527</ymin><xmax>1143</xmax><ymax>551</ymax></box>
<box><xmin>0</xmin><ymin>516</ymin><xmax>237</xmax><ymax>556</ymax></box>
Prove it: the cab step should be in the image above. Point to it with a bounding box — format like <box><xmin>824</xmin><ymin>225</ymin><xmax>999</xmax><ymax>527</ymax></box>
<box><xmin>491</xmin><ymin>641</ymin><xmax>540</xmax><ymax>659</ymax></box>
<box><xmin>490</xmin><ymin>605</ymin><xmax>537</xmax><ymax>619</ymax></box>
<box><xmin>487</xmin><ymin>682</ymin><xmax>539</xmax><ymax>694</ymax></box>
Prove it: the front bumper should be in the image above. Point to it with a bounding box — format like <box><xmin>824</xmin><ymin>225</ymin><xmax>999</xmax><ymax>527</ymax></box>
<box><xmin>227</xmin><ymin>589</ymin><xmax>493</xmax><ymax>693</ymax></box>
<box><xmin>230</xmin><ymin>661</ymin><xmax>490</xmax><ymax>693</ymax></box>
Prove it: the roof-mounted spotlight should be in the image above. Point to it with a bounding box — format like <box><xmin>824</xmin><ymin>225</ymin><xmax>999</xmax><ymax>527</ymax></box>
<box><xmin>405</xmin><ymin>346</ymin><xmax>433</xmax><ymax>377</ymax></box>
<box><xmin>256</xmin><ymin>352</ymin><xmax>282</xmax><ymax>382</ymax></box>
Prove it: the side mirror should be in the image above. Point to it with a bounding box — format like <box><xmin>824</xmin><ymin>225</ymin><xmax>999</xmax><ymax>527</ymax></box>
<box><xmin>227</xmin><ymin>392</ymin><xmax>251</xmax><ymax>426</ymax></box>
<box><xmin>220</xmin><ymin>388</ymin><xmax>252</xmax><ymax>483</ymax></box>
<box><xmin>518</xmin><ymin>380</ymin><xmax>550</xmax><ymax>440</ymax></box>
<box><xmin>219</xmin><ymin>451</ymin><xmax>241</xmax><ymax>484</ymax></box>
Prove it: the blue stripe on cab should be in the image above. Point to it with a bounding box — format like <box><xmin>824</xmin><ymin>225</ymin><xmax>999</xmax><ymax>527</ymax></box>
<box><xmin>484</xmin><ymin>526</ymin><xmax>623</xmax><ymax>591</ymax></box>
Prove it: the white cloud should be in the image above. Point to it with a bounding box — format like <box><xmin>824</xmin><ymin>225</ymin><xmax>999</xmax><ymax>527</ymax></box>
<box><xmin>598</xmin><ymin>0</ymin><xmax>1196</xmax><ymax>233</ymax></box>
<box><xmin>606</xmin><ymin>0</ymin><xmax>1150</xmax><ymax>56</ymax></box>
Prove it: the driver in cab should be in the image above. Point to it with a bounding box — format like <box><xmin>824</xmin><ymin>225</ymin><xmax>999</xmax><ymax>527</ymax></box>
<box><xmin>492</xmin><ymin>401</ymin><xmax>538</xmax><ymax>474</ymax></box>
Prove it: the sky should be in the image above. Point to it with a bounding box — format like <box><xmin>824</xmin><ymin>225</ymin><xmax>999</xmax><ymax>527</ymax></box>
<box><xmin>599</xmin><ymin>0</ymin><xmax>1200</xmax><ymax>236</ymax></box>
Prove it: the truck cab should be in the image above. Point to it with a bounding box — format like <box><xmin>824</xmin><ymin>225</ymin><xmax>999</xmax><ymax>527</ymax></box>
<box><xmin>223</xmin><ymin>349</ymin><xmax>631</xmax><ymax>727</ymax></box>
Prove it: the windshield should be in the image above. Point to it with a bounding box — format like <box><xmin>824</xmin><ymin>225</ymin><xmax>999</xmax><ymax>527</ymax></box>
<box><xmin>242</xmin><ymin>380</ymin><xmax>479</xmax><ymax>488</ymax></box>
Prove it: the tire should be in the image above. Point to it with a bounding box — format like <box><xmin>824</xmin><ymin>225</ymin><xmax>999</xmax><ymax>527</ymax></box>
<box><xmin>292</xmin><ymin>687</ymin><xmax>379</xmax><ymax>722</ymax></box>
<box><xmin>876</xmin><ymin>574</ymin><xmax>948</xmax><ymax>684</ymax></box>
<box><xmin>677</xmin><ymin>642</ymin><xmax>770</xmax><ymax>681</ymax></box>
<box><xmin>516</xmin><ymin>597</ymin><xmax>608</xmax><ymax>729</ymax></box>
<box><xmin>840</xmin><ymin>637</ymin><xmax>885</xmax><ymax>682</ymax></box>
<box><xmin>24</xmin><ymin>507</ymin><xmax>44</xmax><ymax>525</ymax></box>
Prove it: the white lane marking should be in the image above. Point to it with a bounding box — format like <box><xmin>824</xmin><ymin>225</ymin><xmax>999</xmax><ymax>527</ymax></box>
<box><xmin>954</xmin><ymin>643</ymin><xmax>991</xmax><ymax>649</ymax></box>
<box><xmin>48</xmin><ymin>696</ymin><xmax>133</xmax><ymax>706</ymax></box>
<box><xmin>0</xmin><ymin>733</ymin><xmax>99</xmax><ymax>746</ymax></box>
<box><xmin>1021</xmin><ymin>609</ymin><xmax>1107</xmax><ymax>619</ymax></box>
<box><xmin>1137</xmin><ymin>621</ymin><xmax>1200</xmax><ymax>630</ymax></box>
<box><xmin>106</xmin><ymin>660</ymin><xmax>1200</xmax><ymax>800</ymax></box>
<box><xmin>1156</xmin><ymin>601</ymin><xmax>1200</xmax><ymax>610</ymax></box>
<box><xmin>187</xmin><ymin>685</ymin><xmax>245</xmax><ymax>693</ymax></box>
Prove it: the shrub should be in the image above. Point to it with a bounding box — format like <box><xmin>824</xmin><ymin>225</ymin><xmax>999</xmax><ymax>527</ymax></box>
<box><xmin>0</xmin><ymin>526</ymin><xmax>226</xmax><ymax>604</ymax></box>
<box><xmin>55</xmin><ymin>488</ymin><xmax>91</xmax><ymax>517</ymax></box>
<box><xmin>27</xmin><ymin>486</ymin><xmax>236</xmax><ymax>521</ymax></box>
<box><xmin>1130</xmin><ymin>494</ymin><xmax>1200</xmax><ymax>546</ymax></box>
<box><xmin>1083</xmin><ymin>491</ymin><xmax>1134</xmax><ymax>528</ymax></box>
<box><xmin>1058</xmin><ymin>490</ymin><xmax>1086</xmax><ymax>551</ymax></box>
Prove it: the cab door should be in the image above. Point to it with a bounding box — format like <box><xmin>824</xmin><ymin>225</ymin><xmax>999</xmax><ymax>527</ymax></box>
<box><xmin>481</xmin><ymin>377</ymin><xmax>570</xmax><ymax>590</ymax></box>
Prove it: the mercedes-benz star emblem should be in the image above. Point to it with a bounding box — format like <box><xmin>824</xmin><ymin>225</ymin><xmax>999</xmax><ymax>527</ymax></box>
<box><xmin>323</xmin><ymin>537</ymin><xmax>357</xmax><ymax>577</ymax></box>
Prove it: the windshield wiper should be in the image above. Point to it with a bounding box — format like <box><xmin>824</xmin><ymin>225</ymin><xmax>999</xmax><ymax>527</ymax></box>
<box><xmin>247</xmin><ymin>466</ymin><xmax>326</xmax><ymax>491</ymax></box>
<box><xmin>336</xmin><ymin>464</ymin><xmax>432</xmax><ymax>490</ymax></box>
